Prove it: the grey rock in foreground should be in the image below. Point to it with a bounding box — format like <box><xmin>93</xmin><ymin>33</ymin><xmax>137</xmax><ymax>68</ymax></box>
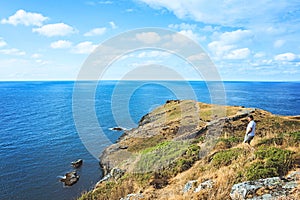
<box><xmin>230</xmin><ymin>171</ymin><xmax>300</xmax><ymax>200</ymax></box>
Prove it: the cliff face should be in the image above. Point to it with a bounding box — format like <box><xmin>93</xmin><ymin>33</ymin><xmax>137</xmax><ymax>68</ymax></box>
<box><xmin>80</xmin><ymin>100</ymin><xmax>300</xmax><ymax>200</ymax></box>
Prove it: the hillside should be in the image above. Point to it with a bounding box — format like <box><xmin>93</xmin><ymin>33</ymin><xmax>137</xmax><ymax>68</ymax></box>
<box><xmin>79</xmin><ymin>100</ymin><xmax>300</xmax><ymax>200</ymax></box>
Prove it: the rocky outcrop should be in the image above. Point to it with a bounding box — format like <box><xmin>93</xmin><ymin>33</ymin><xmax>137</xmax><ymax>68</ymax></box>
<box><xmin>95</xmin><ymin>168</ymin><xmax>125</xmax><ymax>188</ymax></box>
<box><xmin>230</xmin><ymin>171</ymin><xmax>300</xmax><ymax>199</ymax></box>
<box><xmin>60</xmin><ymin>171</ymin><xmax>80</xmax><ymax>186</ymax></box>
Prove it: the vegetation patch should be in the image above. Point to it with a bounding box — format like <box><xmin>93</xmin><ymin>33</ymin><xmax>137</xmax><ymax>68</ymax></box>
<box><xmin>245</xmin><ymin>147</ymin><xmax>293</xmax><ymax>180</ymax></box>
<box><xmin>127</xmin><ymin>135</ymin><xmax>166</xmax><ymax>152</ymax></box>
<box><xmin>256</xmin><ymin>131</ymin><xmax>300</xmax><ymax>147</ymax></box>
<box><xmin>135</xmin><ymin>140</ymin><xmax>198</xmax><ymax>175</ymax></box>
<box><xmin>211</xmin><ymin>148</ymin><xmax>244</xmax><ymax>168</ymax></box>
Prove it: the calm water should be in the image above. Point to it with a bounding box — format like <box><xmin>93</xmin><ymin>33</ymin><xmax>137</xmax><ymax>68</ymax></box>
<box><xmin>0</xmin><ymin>81</ymin><xmax>299</xmax><ymax>200</ymax></box>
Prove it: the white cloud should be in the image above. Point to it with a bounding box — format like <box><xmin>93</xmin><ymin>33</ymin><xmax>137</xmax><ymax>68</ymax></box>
<box><xmin>109</xmin><ymin>21</ymin><xmax>117</xmax><ymax>29</ymax></box>
<box><xmin>136</xmin><ymin>32</ymin><xmax>161</xmax><ymax>44</ymax></box>
<box><xmin>97</xmin><ymin>1</ymin><xmax>113</xmax><ymax>4</ymax></box>
<box><xmin>254</xmin><ymin>52</ymin><xmax>266</xmax><ymax>58</ymax></box>
<box><xmin>72</xmin><ymin>41</ymin><xmax>97</xmax><ymax>54</ymax></box>
<box><xmin>224</xmin><ymin>48</ymin><xmax>250</xmax><ymax>60</ymax></box>
<box><xmin>50</xmin><ymin>40</ymin><xmax>72</xmax><ymax>49</ymax></box>
<box><xmin>84</xmin><ymin>27</ymin><xmax>107</xmax><ymax>36</ymax></box>
<box><xmin>0</xmin><ymin>38</ymin><xmax>7</xmax><ymax>47</ymax></box>
<box><xmin>86</xmin><ymin>1</ymin><xmax>113</xmax><ymax>6</ymax></box>
<box><xmin>274</xmin><ymin>52</ymin><xmax>297</xmax><ymax>62</ymax></box>
<box><xmin>208</xmin><ymin>29</ymin><xmax>253</xmax><ymax>58</ymax></box>
<box><xmin>273</xmin><ymin>39</ymin><xmax>285</xmax><ymax>48</ymax></box>
<box><xmin>168</xmin><ymin>23</ymin><xmax>197</xmax><ymax>30</ymax></box>
<box><xmin>32</xmin><ymin>23</ymin><xmax>77</xmax><ymax>37</ymax></box>
<box><xmin>138</xmin><ymin>0</ymin><xmax>299</xmax><ymax>28</ymax></box>
<box><xmin>0</xmin><ymin>48</ymin><xmax>26</xmax><ymax>56</ymax></box>
<box><xmin>178</xmin><ymin>29</ymin><xmax>203</xmax><ymax>42</ymax></box>
<box><xmin>218</xmin><ymin>29</ymin><xmax>253</xmax><ymax>44</ymax></box>
<box><xmin>31</xmin><ymin>53</ymin><xmax>42</xmax><ymax>58</ymax></box>
<box><xmin>1</xmin><ymin>9</ymin><xmax>48</xmax><ymax>26</ymax></box>
<box><xmin>125</xmin><ymin>8</ymin><xmax>134</xmax><ymax>12</ymax></box>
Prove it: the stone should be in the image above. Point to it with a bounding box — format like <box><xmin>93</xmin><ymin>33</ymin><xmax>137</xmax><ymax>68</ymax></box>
<box><xmin>111</xmin><ymin>168</ymin><xmax>125</xmax><ymax>180</ymax></box>
<box><xmin>110</xmin><ymin>127</ymin><xmax>125</xmax><ymax>131</ymax></box>
<box><xmin>60</xmin><ymin>171</ymin><xmax>79</xmax><ymax>186</ymax></box>
<box><xmin>71</xmin><ymin>159</ymin><xmax>83</xmax><ymax>168</ymax></box>
<box><xmin>194</xmin><ymin>180</ymin><xmax>214</xmax><ymax>193</ymax></box>
<box><xmin>230</xmin><ymin>181</ymin><xmax>262</xmax><ymax>199</ymax></box>
<box><xmin>183</xmin><ymin>180</ymin><xmax>197</xmax><ymax>193</ymax></box>
<box><xmin>230</xmin><ymin>173</ymin><xmax>300</xmax><ymax>200</ymax></box>
<box><xmin>120</xmin><ymin>193</ymin><xmax>143</xmax><ymax>200</ymax></box>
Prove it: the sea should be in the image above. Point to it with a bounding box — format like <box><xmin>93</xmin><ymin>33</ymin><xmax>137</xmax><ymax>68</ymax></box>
<box><xmin>0</xmin><ymin>81</ymin><xmax>299</xmax><ymax>200</ymax></box>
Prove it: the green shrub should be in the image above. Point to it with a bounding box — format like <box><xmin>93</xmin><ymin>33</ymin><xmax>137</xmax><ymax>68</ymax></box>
<box><xmin>245</xmin><ymin>161</ymin><xmax>278</xmax><ymax>180</ymax></box>
<box><xmin>211</xmin><ymin>148</ymin><xmax>243</xmax><ymax>168</ymax></box>
<box><xmin>284</xmin><ymin>132</ymin><xmax>300</xmax><ymax>146</ymax></box>
<box><xmin>245</xmin><ymin>147</ymin><xmax>293</xmax><ymax>180</ymax></box>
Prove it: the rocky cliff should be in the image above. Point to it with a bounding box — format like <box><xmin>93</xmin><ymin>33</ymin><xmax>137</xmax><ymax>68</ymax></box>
<box><xmin>79</xmin><ymin>100</ymin><xmax>300</xmax><ymax>200</ymax></box>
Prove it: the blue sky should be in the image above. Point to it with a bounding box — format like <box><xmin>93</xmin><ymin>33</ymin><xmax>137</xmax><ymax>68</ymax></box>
<box><xmin>0</xmin><ymin>0</ymin><xmax>299</xmax><ymax>81</ymax></box>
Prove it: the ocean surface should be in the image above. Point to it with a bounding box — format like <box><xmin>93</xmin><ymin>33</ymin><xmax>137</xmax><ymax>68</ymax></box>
<box><xmin>0</xmin><ymin>81</ymin><xmax>299</xmax><ymax>200</ymax></box>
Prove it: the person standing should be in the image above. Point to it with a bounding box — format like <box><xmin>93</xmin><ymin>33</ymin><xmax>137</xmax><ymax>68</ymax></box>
<box><xmin>244</xmin><ymin>115</ymin><xmax>256</xmax><ymax>145</ymax></box>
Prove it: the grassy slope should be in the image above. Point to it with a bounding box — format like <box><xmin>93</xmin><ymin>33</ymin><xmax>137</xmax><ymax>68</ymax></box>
<box><xmin>79</xmin><ymin>100</ymin><xmax>300</xmax><ymax>200</ymax></box>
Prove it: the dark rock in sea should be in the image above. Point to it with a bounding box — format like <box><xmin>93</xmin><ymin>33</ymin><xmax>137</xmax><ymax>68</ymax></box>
<box><xmin>71</xmin><ymin>159</ymin><xmax>83</xmax><ymax>168</ymax></box>
<box><xmin>60</xmin><ymin>171</ymin><xmax>80</xmax><ymax>186</ymax></box>
<box><xmin>110</xmin><ymin>127</ymin><xmax>125</xmax><ymax>131</ymax></box>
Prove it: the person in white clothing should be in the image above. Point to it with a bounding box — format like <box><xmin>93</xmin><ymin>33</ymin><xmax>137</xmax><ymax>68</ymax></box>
<box><xmin>244</xmin><ymin>115</ymin><xmax>256</xmax><ymax>145</ymax></box>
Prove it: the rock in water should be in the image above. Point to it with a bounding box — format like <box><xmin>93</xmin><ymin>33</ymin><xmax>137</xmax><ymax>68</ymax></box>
<box><xmin>71</xmin><ymin>159</ymin><xmax>83</xmax><ymax>168</ymax></box>
<box><xmin>110</xmin><ymin>127</ymin><xmax>124</xmax><ymax>131</ymax></box>
<box><xmin>60</xmin><ymin>171</ymin><xmax>80</xmax><ymax>186</ymax></box>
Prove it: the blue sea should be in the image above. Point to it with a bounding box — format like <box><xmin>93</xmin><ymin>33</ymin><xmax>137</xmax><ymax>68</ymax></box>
<box><xmin>0</xmin><ymin>81</ymin><xmax>299</xmax><ymax>200</ymax></box>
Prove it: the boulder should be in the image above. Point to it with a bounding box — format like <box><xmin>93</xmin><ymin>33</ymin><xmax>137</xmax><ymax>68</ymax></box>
<box><xmin>60</xmin><ymin>171</ymin><xmax>80</xmax><ymax>186</ymax></box>
<box><xmin>120</xmin><ymin>193</ymin><xmax>143</xmax><ymax>200</ymax></box>
<box><xmin>194</xmin><ymin>179</ymin><xmax>214</xmax><ymax>192</ymax></box>
<box><xmin>230</xmin><ymin>174</ymin><xmax>299</xmax><ymax>200</ymax></box>
<box><xmin>110</xmin><ymin>127</ymin><xmax>125</xmax><ymax>131</ymax></box>
<box><xmin>183</xmin><ymin>180</ymin><xmax>197</xmax><ymax>193</ymax></box>
<box><xmin>183</xmin><ymin>179</ymin><xmax>214</xmax><ymax>193</ymax></box>
<box><xmin>71</xmin><ymin>159</ymin><xmax>83</xmax><ymax>168</ymax></box>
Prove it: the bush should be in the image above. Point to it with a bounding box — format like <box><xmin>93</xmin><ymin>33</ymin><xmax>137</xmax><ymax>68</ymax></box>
<box><xmin>245</xmin><ymin>161</ymin><xmax>278</xmax><ymax>180</ymax></box>
<box><xmin>211</xmin><ymin>148</ymin><xmax>243</xmax><ymax>168</ymax></box>
<box><xmin>245</xmin><ymin>147</ymin><xmax>293</xmax><ymax>180</ymax></box>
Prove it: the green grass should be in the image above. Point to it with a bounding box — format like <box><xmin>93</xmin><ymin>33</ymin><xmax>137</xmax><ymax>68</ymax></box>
<box><xmin>215</xmin><ymin>136</ymin><xmax>242</xmax><ymax>149</ymax></box>
<box><xmin>135</xmin><ymin>140</ymin><xmax>192</xmax><ymax>173</ymax></box>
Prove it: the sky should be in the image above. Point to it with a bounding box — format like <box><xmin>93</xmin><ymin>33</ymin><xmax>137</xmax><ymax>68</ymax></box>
<box><xmin>0</xmin><ymin>0</ymin><xmax>300</xmax><ymax>81</ymax></box>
